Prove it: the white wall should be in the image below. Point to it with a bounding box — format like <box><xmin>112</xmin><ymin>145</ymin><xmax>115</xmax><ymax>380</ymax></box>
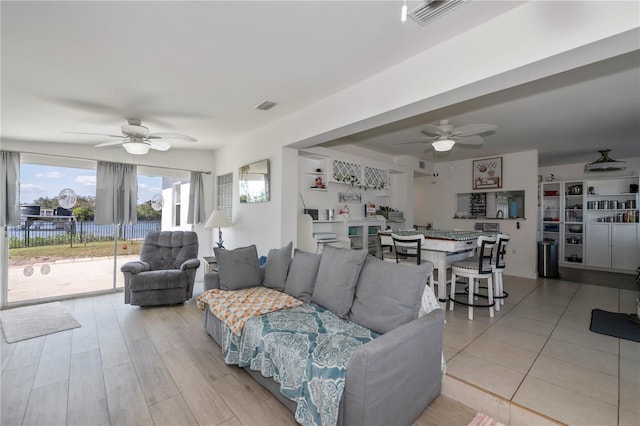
<box><xmin>414</xmin><ymin>150</ymin><xmax>539</xmax><ymax>279</ymax></box>
<box><xmin>212</xmin><ymin>1</ymin><xmax>639</xmax><ymax>259</ymax></box>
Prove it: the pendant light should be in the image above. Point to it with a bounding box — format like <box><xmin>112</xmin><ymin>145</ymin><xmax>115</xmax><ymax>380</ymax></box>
<box><xmin>584</xmin><ymin>149</ymin><xmax>627</xmax><ymax>172</ymax></box>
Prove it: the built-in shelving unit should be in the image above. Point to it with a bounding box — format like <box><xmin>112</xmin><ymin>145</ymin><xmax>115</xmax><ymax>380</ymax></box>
<box><xmin>540</xmin><ymin>176</ymin><xmax>639</xmax><ymax>273</ymax></box>
<box><xmin>301</xmin><ymin>153</ymin><xmax>329</xmax><ymax>192</ymax></box>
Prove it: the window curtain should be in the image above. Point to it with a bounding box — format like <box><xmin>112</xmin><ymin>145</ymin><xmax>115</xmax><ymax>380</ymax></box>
<box><xmin>187</xmin><ymin>171</ymin><xmax>205</xmax><ymax>224</ymax></box>
<box><xmin>1</xmin><ymin>151</ymin><xmax>20</xmax><ymax>226</ymax></box>
<box><xmin>95</xmin><ymin>161</ymin><xmax>138</xmax><ymax>225</ymax></box>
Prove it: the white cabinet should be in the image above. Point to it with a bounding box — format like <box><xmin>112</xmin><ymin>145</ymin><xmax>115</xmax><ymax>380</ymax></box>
<box><xmin>611</xmin><ymin>224</ymin><xmax>639</xmax><ymax>270</ymax></box>
<box><xmin>347</xmin><ymin>219</ymin><xmax>386</xmax><ymax>256</ymax></box>
<box><xmin>586</xmin><ymin>223</ymin><xmax>639</xmax><ymax>272</ymax></box>
<box><xmin>332</xmin><ymin>159</ymin><xmax>389</xmax><ymax>190</ymax></box>
<box><xmin>583</xmin><ymin>176</ymin><xmax>639</xmax><ymax>272</ymax></box>
<box><xmin>585</xmin><ymin>223</ymin><xmax>610</xmax><ymax>269</ymax></box>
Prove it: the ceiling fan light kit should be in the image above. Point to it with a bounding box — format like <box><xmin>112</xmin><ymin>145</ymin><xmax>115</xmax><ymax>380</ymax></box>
<box><xmin>395</xmin><ymin>119</ymin><xmax>496</xmax><ymax>153</ymax></box>
<box><xmin>67</xmin><ymin>118</ymin><xmax>196</xmax><ymax>155</ymax></box>
<box><xmin>123</xmin><ymin>141</ymin><xmax>151</xmax><ymax>155</ymax></box>
<box><xmin>432</xmin><ymin>139</ymin><xmax>456</xmax><ymax>152</ymax></box>
<box><xmin>584</xmin><ymin>149</ymin><xmax>627</xmax><ymax>172</ymax></box>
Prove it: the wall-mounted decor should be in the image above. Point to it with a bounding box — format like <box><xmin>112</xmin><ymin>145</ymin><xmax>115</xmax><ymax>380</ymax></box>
<box><xmin>339</xmin><ymin>191</ymin><xmax>361</xmax><ymax>203</ymax></box>
<box><xmin>239</xmin><ymin>159</ymin><xmax>270</xmax><ymax>203</ymax></box>
<box><xmin>473</xmin><ymin>156</ymin><xmax>502</xmax><ymax>190</ymax></box>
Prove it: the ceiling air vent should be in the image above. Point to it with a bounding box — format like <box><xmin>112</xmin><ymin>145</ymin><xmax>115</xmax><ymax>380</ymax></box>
<box><xmin>409</xmin><ymin>0</ymin><xmax>467</xmax><ymax>26</ymax></box>
<box><xmin>255</xmin><ymin>101</ymin><xmax>277</xmax><ymax>111</ymax></box>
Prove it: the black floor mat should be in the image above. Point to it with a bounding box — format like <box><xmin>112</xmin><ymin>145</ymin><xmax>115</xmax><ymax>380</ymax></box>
<box><xmin>589</xmin><ymin>309</ymin><xmax>640</xmax><ymax>342</ymax></box>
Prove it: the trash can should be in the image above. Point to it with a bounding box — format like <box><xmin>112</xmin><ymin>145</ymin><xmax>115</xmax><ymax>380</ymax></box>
<box><xmin>537</xmin><ymin>241</ymin><xmax>559</xmax><ymax>278</ymax></box>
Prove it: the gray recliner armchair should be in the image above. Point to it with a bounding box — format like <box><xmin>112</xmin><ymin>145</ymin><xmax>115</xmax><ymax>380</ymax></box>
<box><xmin>122</xmin><ymin>231</ymin><xmax>200</xmax><ymax>306</ymax></box>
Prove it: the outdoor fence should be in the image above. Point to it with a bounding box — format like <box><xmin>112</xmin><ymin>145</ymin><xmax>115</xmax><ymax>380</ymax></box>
<box><xmin>8</xmin><ymin>220</ymin><xmax>161</xmax><ymax>249</ymax></box>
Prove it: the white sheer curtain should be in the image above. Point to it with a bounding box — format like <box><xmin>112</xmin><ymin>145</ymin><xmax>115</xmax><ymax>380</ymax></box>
<box><xmin>95</xmin><ymin>161</ymin><xmax>138</xmax><ymax>225</ymax></box>
<box><xmin>1</xmin><ymin>151</ymin><xmax>20</xmax><ymax>226</ymax></box>
<box><xmin>187</xmin><ymin>171</ymin><xmax>205</xmax><ymax>224</ymax></box>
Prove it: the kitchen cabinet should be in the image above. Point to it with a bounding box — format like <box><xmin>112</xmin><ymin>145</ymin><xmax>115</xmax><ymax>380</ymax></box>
<box><xmin>332</xmin><ymin>159</ymin><xmax>389</xmax><ymax>190</ymax></box>
<box><xmin>586</xmin><ymin>223</ymin><xmax>639</xmax><ymax>271</ymax></box>
<box><xmin>347</xmin><ymin>219</ymin><xmax>386</xmax><ymax>256</ymax></box>
<box><xmin>583</xmin><ymin>176</ymin><xmax>639</xmax><ymax>272</ymax></box>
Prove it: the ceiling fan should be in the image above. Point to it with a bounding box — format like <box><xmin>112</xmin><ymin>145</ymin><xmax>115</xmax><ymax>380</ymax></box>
<box><xmin>66</xmin><ymin>118</ymin><xmax>197</xmax><ymax>155</ymax></box>
<box><xmin>397</xmin><ymin>119</ymin><xmax>497</xmax><ymax>152</ymax></box>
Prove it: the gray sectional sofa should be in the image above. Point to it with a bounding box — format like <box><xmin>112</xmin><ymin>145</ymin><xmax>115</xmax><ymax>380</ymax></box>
<box><xmin>200</xmin><ymin>243</ymin><xmax>444</xmax><ymax>426</ymax></box>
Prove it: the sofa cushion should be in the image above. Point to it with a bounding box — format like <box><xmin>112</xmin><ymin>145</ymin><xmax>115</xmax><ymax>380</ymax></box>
<box><xmin>349</xmin><ymin>255</ymin><xmax>433</xmax><ymax>334</ymax></box>
<box><xmin>311</xmin><ymin>245</ymin><xmax>367</xmax><ymax>319</ymax></box>
<box><xmin>284</xmin><ymin>249</ymin><xmax>322</xmax><ymax>302</ymax></box>
<box><xmin>214</xmin><ymin>245</ymin><xmax>262</xmax><ymax>290</ymax></box>
<box><xmin>263</xmin><ymin>241</ymin><xmax>293</xmax><ymax>290</ymax></box>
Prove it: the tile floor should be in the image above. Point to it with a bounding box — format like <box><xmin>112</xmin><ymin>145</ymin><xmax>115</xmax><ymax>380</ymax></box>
<box><xmin>441</xmin><ymin>274</ymin><xmax>640</xmax><ymax>426</ymax></box>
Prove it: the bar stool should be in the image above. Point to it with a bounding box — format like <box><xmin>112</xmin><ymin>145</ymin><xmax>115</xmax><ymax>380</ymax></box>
<box><xmin>378</xmin><ymin>231</ymin><xmax>393</xmax><ymax>260</ymax></box>
<box><xmin>391</xmin><ymin>232</ymin><xmax>434</xmax><ymax>291</ymax></box>
<box><xmin>492</xmin><ymin>233</ymin><xmax>510</xmax><ymax>310</ymax></box>
<box><xmin>449</xmin><ymin>235</ymin><xmax>496</xmax><ymax>320</ymax></box>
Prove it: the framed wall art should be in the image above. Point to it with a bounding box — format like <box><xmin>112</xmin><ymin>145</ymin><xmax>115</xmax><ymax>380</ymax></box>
<box><xmin>473</xmin><ymin>157</ymin><xmax>503</xmax><ymax>190</ymax></box>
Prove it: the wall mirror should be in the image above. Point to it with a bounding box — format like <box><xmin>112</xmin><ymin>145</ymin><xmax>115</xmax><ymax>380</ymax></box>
<box><xmin>239</xmin><ymin>159</ymin><xmax>270</xmax><ymax>203</ymax></box>
<box><xmin>456</xmin><ymin>190</ymin><xmax>525</xmax><ymax>219</ymax></box>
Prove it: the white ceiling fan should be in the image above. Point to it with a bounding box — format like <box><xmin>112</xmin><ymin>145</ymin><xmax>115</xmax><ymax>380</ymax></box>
<box><xmin>397</xmin><ymin>119</ymin><xmax>497</xmax><ymax>152</ymax></box>
<box><xmin>66</xmin><ymin>118</ymin><xmax>197</xmax><ymax>155</ymax></box>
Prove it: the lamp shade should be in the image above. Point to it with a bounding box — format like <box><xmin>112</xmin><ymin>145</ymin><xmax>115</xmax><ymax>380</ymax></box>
<box><xmin>432</xmin><ymin>139</ymin><xmax>456</xmax><ymax>152</ymax></box>
<box><xmin>205</xmin><ymin>210</ymin><xmax>232</xmax><ymax>228</ymax></box>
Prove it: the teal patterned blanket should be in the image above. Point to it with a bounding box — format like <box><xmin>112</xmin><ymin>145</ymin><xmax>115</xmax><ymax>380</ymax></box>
<box><xmin>221</xmin><ymin>303</ymin><xmax>379</xmax><ymax>426</ymax></box>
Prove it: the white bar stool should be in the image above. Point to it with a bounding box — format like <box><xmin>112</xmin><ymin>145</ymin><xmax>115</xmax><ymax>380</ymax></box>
<box><xmin>492</xmin><ymin>233</ymin><xmax>510</xmax><ymax>310</ymax></box>
<box><xmin>449</xmin><ymin>235</ymin><xmax>496</xmax><ymax>320</ymax></box>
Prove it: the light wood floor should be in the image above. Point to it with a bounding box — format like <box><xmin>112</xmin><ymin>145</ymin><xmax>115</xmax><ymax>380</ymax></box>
<box><xmin>1</xmin><ymin>290</ymin><xmax>476</xmax><ymax>426</ymax></box>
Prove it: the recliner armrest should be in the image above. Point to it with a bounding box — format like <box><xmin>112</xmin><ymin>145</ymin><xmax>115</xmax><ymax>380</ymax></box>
<box><xmin>180</xmin><ymin>258</ymin><xmax>201</xmax><ymax>271</ymax></box>
<box><xmin>121</xmin><ymin>261</ymin><xmax>150</xmax><ymax>274</ymax></box>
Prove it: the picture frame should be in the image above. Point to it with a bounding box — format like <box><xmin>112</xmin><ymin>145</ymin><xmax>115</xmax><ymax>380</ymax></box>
<box><xmin>473</xmin><ymin>157</ymin><xmax>503</xmax><ymax>190</ymax></box>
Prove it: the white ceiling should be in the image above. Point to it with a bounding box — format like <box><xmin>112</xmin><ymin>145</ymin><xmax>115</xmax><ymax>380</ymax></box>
<box><xmin>2</xmin><ymin>1</ymin><xmax>639</xmax><ymax>167</ymax></box>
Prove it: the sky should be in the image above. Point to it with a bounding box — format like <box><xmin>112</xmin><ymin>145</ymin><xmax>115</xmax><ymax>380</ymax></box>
<box><xmin>20</xmin><ymin>163</ymin><xmax>162</xmax><ymax>206</ymax></box>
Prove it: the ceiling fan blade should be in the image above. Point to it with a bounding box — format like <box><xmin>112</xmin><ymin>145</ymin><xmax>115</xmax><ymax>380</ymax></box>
<box><xmin>147</xmin><ymin>140</ymin><xmax>171</xmax><ymax>151</ymax></box>
<box><xmin>94</xmin><ymin>140</ymin><xmax>126</xmax><ymax>148</ymax></box>
<box><xmin>65</xmin><ymin>131</ymin><xmax>125</xmax><ymax>138</ymax></box>
<box><xmin>148</xmin><ymin>132</ymin><xmax>197</xmax><ymax>142</ymax></box>
<box><xmin>451</xmin><ymin>124</ymin><xmax>496</xmax><ymax>137</ymax></box>
<box><xmin>453</xmin><ymin>135</ymin><xmax>484</xmax><ymax>145</ymax></box>
<box><xmin>394</xmin><ymin>137</ymin><xmax>435</xmax><ymax>145</ymax></box>
<box><xmin>420</xmin><ymin>125</ymin><xmax>447</xmax><ymax>137</ymax></box>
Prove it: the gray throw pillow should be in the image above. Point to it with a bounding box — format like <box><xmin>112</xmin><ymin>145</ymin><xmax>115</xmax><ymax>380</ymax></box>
<box><xmin>214</xmin><ymin>245</ymin><xmax>262</xmax><ymax>290</ymax></box>
<box><xmin>263</xmin><ymin>241</ymin><xmax>293</xmax><ymax>290</ymax></box>
<box><xmin>311</xmin><ymin>245</ymin><xmax>368</xmax><ymax>319</ymax></box>
<box><xmin>284</xmin><ymin>249</ymin><xmax>322</xmax><ymax>302</ymax></box>
<box><xmin>349</xmin><ymin>255</ymin><xmax>433</xmax><ymax>334</ymax></box>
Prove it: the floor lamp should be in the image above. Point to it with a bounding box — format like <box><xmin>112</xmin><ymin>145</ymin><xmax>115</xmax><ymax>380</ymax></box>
<box><xmin>205</xmin><ymin>210</ymin><xmax>232</xmax><ymax>250</ymax></box>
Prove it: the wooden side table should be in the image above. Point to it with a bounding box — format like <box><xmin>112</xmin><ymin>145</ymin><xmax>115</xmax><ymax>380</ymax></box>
<box><xmin>202</xmin><ymin>256</ymin><xmax>218</xmax><ymax>274</ymax></box>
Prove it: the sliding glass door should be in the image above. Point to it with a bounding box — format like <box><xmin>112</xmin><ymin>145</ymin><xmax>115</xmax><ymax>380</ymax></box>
<box><xmin>5</xmin><ymin>157</ymin><xmax>188</xmax><ymax>305</ymax></box>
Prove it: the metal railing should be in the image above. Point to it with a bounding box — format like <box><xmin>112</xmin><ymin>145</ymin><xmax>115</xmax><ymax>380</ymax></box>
<box><xmin>8</xmin><ymin>220</ymin><xmax>161</xmax><ymax>249</ymax></box>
